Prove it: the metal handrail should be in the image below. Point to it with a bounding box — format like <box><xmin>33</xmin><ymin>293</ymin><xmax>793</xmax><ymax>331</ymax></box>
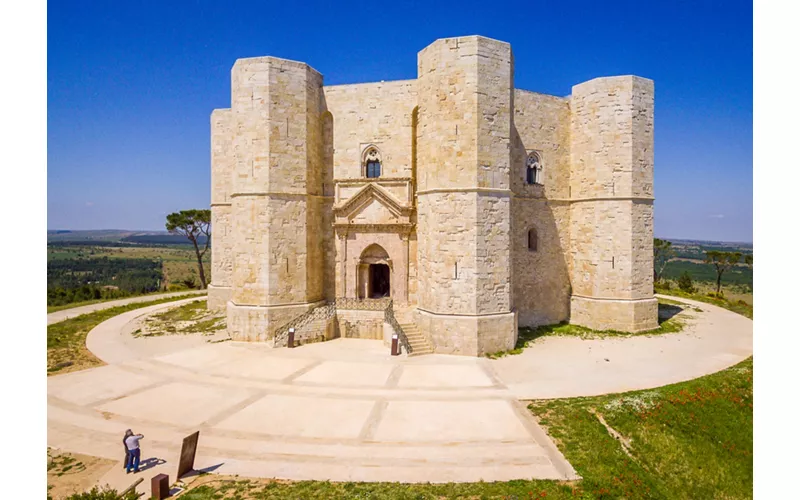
<box><xmin>273</xmin><ymin>302</ymin><xmax>335</xmax><ymax>347</ymax></box>
<box><xmin>384</xmin><ymin>300</ymin><xmax>412</xmax><ymax>355</ymax></box>
<box><xmin>272</xmin><ymin>297</ymin><xmax>411</xmax><ymax>354</ymax></box>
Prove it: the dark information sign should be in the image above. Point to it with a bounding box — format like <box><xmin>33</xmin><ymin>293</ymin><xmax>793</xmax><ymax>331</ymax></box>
<box><xmin>177</xmin><ymin>431</ymin><xmax>200</xmax><ymax>479</ymax></box>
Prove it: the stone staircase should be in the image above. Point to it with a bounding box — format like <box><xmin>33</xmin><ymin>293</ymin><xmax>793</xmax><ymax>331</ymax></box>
<box><xmin>397</xmin><ymin>321</ymin><xmax>434</xmax><ymax>356</ymax></box>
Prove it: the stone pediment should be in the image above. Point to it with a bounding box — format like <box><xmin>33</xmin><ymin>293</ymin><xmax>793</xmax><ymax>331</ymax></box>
<box><xmin>334</xmin><ymin>183</ymin><xmax>412</xmax><ymax>224</ymax></box>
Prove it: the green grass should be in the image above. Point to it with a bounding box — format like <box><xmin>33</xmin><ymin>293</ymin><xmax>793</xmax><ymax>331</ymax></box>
<box><xmin>531</xmin><ymin>357</ymin><xmax>752</xmax><ymax>499</ymax></box>
<box><xmin>655</xmin><ymin>285</ymin><xmax>753</xmax><ymax>319</ymax></box>
<box><xmin>47</xmin><ymin>448</ymin><xmax>86</xmax><ymax>477</ymax></box>
<box><xmin>487</xmin><ymin>301</ymin><xmax>688</xmax><ymax>359</ymax></box>
<box><xmin>136</xmin><ymin>299</ymin><xmax>225</xmax><ymax>337</ymax></box>
<box><xmin>149</xmin><ymin>298</ymin><xmax>207</xmax><ymax>322</ymax></box>
<box><xmin>54</xmin><ymin>487</ymin><xmax>138</xmax><ymax>500</ymax></box>
<box><xmin>139</xmin><ymin>359</ymin><xmax>752</xmax><ymax>499</ymax></box>
<box><xmin>47</xmin><ymin>295</ymin><xmax>194</xmax><ymax>375</ymax></box>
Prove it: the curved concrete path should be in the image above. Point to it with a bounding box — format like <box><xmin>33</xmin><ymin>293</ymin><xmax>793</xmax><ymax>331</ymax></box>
<box><xmin>47</xmin><ymin>290</ymin><xmax>207</xmax><ymax>325</ymax></box>
<box><xmin>491</xmin><ymin>294</ymin><xmax>753</xmax><ymax>399</ymax></box>
<box><xmin>49</xmin><ymin>300</ymin><xmax>577</xmax><ymax>492</ymax></box>
<box><xmin>47</xmin><ymin>294</ymin><xmax>751</xmax><ymax>492</ymax></box>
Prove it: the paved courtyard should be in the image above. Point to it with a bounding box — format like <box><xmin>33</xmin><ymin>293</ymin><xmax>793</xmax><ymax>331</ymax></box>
<box><xmin>47</xmin><ymin>295</ymin><xmax>752</xmax><ymax>492</ymax></box>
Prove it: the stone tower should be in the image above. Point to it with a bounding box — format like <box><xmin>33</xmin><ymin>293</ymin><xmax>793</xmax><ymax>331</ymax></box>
<box><xmin>568</xmin><ymin>76</ymin><xmax>658</xmax><ymax>332</ymax></box>
<box><xmin>223</xmin><ymin>57</ymin><xmax>326</xmax><ymax>341</ymax></box>
<box><xmin>414</xmin><ymin>36</ymin><xmax>518</xmax><ymax>356</ymax></box>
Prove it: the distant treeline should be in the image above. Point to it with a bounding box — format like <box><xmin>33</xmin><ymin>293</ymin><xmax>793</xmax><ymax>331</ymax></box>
<box><xmin>671</xmin><ymin>246</ymin><xmax>753</xmax><ymax>261</ymax></box>
<box><xmin>49</xmin><ymin>241</ymin><xmax>148</xmax><ymax>248</ymax></box>
<box><xmin>662</xmin><ymin>259</ymin><xmax>752</xmax><ymax>289</ymax></box>
<box><xmin>47</xmin><ymin>257</ymin><xmax>163</xmax><ymax>306</ymax></box>
<box><xmin>47</xmin><ymin>234</ymin><xmax>209</xmax><ymax>248</ymax></box>
<box><xmin>121</xmin><ymin>235</ymin><xmax>208</xmax><ymax>245</ymax></box>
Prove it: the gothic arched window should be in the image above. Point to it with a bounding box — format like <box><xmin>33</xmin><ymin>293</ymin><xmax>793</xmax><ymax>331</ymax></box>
<box><xmin>363</xmin><ymin>146</ymin><xmax>382</xmax><ymax>178</ymax></box>
<box><xmin>526</xmin><ymin>152</ymin><xmax>543</xmax><ymax>185</ymax></box>
<box><xmin>528</xmin><ymin>228</ymin><xmax>538</xmax><ymax>252</ymax></box>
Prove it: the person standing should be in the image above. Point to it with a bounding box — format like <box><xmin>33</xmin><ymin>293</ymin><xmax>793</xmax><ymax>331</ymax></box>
<box><xmin>124</xmin><ymin>430</ymin><xmax>144</xmax><ymax>474</ymax></box>
<box><xmin>122</xmin><ymin>429</ymin><xmax>133</xmax><ymax>470</ymax></box>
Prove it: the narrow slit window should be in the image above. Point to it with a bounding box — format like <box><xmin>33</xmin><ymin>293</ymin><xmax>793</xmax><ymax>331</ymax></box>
<box><xmin>528</xmin><ymin>228</ymin><xmax>538</xmax><ymax>251</ymax></box>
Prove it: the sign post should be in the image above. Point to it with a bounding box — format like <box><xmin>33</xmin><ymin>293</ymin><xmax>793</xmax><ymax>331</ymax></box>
<box><xmin>391</xmin><ymin>334</ymin><xmax>399</xmax><ymax>356</ymax></box>
<box><xmin>177</xmin><ymin>431</ymin><xmax>200</xmax><ymax>479</ymax></box>
<box><xmin>288</xmin><ymin>327</ymin><xmax>295</xmax><ymax>348</ymax></box>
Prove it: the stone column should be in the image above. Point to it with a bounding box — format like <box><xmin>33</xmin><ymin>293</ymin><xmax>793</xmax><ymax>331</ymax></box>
<box><xmin>568</xmin><ymin>76</ymin><xmax>658</xmax><ymax>332</ymax></box>
<box><xmin>208</xmin><ymin>108</ymin><xmax>233</xmax><ymax>310</ymax></box>
<box><xmin>415</xmin><ymin>36</ymin><xmax>517</xmax><ymax>356</ymax></box>
<box><xmin>226</xmin><ymin>57</ymin><xmax>325</xmax><ymax>342</ymax></box>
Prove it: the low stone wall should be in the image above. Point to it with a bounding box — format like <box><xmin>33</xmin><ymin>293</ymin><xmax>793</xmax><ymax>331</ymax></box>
<box><xmin>207</xmin><ymin>285</ymin><xmax>231</xmax><ymax>311</ymax></box>
<box><xmin>336</xmin><ymin>309</ymin><xmax>386</xmax><ymax>341</ymax></box>
<box><xmin>294</xmin><ymin>316</ymin><xmax>338</xmax><ymax>346</ymax></box>
<box><xmin>570</xmin><ymin>296</ymin><xmax>658</xmax><ymax>332</ymax></box>
<box><xmin>416</xmin><ymin>309</ymin><xmax>517</xmax><ymax>356</ymax></box>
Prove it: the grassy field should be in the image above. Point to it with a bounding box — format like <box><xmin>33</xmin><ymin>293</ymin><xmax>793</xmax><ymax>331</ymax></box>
<box><xmin>46</xmin><ymin>295</ymin><xmax>195</xmax><ymax>375</ymax></box>
<box><xmin>47</xmin><ymin>244</ymin><xmax>210</xmax><ymax>288</ymax></box>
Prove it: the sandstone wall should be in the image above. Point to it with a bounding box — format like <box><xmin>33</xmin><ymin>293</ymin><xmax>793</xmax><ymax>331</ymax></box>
<box><xmin>322</xmin><ymin>81</ymin><xmax>417</xmax><ymax>180</ymax></box>
<box><xmin>568</xmin><ymin>76</ymin><xmax>657</xmax><ymax>332</ymax></box>
<box><xmin>209</xmin><ymin>108</ymin><xmax>234</xmax><ymax>310</ymax></box>
<box><xmin>510</xmin><ymin>90</ymin><xmax>572</xmax><ymax>326</ymax></box>
<box><xmin>336</xmin><ymin>309</ymin><xmax>385</xmax><ymax>340</ymax></box>
<box><xmin>415</xmin><ymin>36</ymin><xmax>516</xmax><ymax>356</ymax></box>
<box><xmin>226</xmin><ymin>57</ymin><xmax>326</xmax><ymax>341</ymax></box>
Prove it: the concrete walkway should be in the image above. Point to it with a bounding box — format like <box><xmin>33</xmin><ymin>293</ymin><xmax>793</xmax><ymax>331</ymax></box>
<box><xmin>47</xmin><ymin>293</ymin><xmax>752</xmax><ymax>492</ymax></box>
<box><xmin>47</xmin><ymin>291</ymin><xmax>207</xmax><ymax>325</ymax></box>
<box><xmin>49</xmin><ymin>300</ymin><xmax>577</xmax><ymax>493</ymax></box>
<box><xmin>491</xmin><ymin>295</ymin><xmax>753</xmax><ymax>399</ymax></box>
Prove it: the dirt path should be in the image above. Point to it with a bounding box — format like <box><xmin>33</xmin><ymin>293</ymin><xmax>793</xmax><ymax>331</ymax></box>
<box><xmin>47</xmin><ymin>290</ymin><xmax>206</xmax><ymax>325</ymax></box>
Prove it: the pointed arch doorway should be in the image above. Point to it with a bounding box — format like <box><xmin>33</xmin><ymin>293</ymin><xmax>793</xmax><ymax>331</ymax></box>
<box><xmin>358</xmin><ymin>244</ymin><xmax>392</xmax><ymax>299</ymax></box>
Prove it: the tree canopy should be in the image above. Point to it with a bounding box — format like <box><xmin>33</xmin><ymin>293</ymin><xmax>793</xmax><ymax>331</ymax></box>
<box><xmin>704</xmin><ymin>250</ymin><xmax>742</xmax><ymax>294</ymax></box>
<box><xmin>166</xmin><ymin>209</ymin><xmax>211</xmax><ymax>289</ymax></box>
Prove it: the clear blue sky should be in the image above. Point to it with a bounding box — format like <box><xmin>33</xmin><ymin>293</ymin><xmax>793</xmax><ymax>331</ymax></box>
<box><xmin>47</xmin><ymin>0</ymin><xmax>753</xmax><ymax>242</ymax></box>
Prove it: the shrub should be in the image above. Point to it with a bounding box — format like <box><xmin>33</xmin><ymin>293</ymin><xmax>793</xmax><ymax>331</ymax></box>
<box><xmin>707</xmin><ymin>291</ymin><xmax>724</xmax><ymax>299</ymax></box>
<box><xmin>677</xmin><ymin>271</ymin><xmax>696</xmax><ymax>293</ymax></box>
<box><xmin>660</xmin><ymin>279</ymin><xmax>672</xmax><ymax>290</ymax></box>
<box><xmin>60</xmin><ymin>486</ymin><xmax>138</xmax><ymax>500</ymax></box>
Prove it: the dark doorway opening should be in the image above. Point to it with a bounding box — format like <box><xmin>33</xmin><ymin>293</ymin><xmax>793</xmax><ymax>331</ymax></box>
<box><xmin>369</xmin><ymin>264</ymin><xmax>390</xmax><ymax>298</ymax></box>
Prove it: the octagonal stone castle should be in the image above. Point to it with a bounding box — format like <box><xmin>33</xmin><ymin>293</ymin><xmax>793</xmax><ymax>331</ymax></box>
<box><xmin>207</xmin><ymin>35</ymin><xmax>658</xmax><ymax>356</ymax></box>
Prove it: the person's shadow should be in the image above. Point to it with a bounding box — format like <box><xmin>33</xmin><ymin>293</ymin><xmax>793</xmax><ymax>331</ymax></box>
<box><xmin>137</xmin><ymin>457</ymin><xmax>167</xmax><ymax>472</ymax></box>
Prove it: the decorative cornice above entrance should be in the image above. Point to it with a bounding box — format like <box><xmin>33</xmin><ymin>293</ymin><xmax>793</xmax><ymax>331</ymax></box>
<box><xmin>334</xmin><ymin>182</ymin><xmax>413</xmax><ymax>218</ymax></box>
<box><xmin>334</xmin><ymin>222</ymin><xmax>414</xmax><ymax>236</ymax></box>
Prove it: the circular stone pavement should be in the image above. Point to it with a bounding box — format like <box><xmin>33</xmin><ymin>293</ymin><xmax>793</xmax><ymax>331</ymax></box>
<box><xmin>46</xmin><ymin>294</ymin><xmax>751</xmax><ymax>491</ymax></box>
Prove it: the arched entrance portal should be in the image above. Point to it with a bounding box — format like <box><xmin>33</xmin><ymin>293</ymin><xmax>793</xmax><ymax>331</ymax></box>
<box><xmin>358</xmin><ymin>244</ymin><xmax>392</xmax><ymax>299</ymax></box>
